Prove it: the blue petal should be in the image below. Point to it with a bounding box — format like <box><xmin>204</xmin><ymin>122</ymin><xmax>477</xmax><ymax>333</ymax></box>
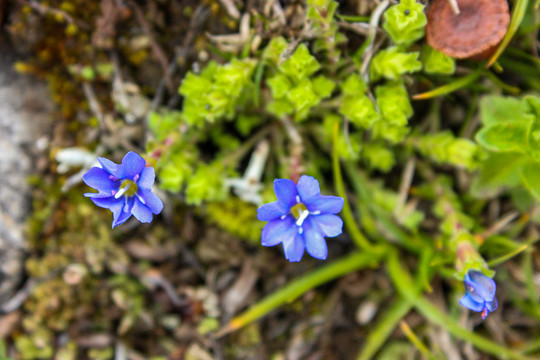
<box><xmin>283</xmin><ymin>233</ymin><xmax>305</xmax><ymax>262</ymax></box>
<box><xmin>112</xmin><ymin>197</ymin><xmax>135</xmax><ymax>228</ymax></box>
<box><xmin>119</xmin><ymin>152</ymin><xmax>146</xmax><ymax>180</ymax></box>
<box><xmin>90</xmin><ymin>196</ymin><xmax>123</xmax><ymax>211</ymax></box>
<box><xmin>138</xmin><ymin>188</ymin><xmax>163</xmax><ymax>214</ymax></box>
<box><xmin>273</xmin><ymin>179</ymin><xmax>298</xmax><ymax>209</ymax></box>
<box><xmin>97</xmin><ymin>157</ymin><xmax>121</xmax><ymax>178</ymax></box>
<box><xmin>311</xmin><ymin>214</ymin><xmax>343</xmax><ymax>237</ymax></box>
<box><xmin>466</xmin><ymin>271</ymin><xmax>497</xmax><ymax>302</ymax></box>
<box><xmin>85</xmin><ymin>192</ymin><xmax>116</xmax><ymax>199</ymax></box>
<box><xmin>486</xmin><ymin>298</ymin><xmax>498</xmax><ymax>312</ymax></box>
<box><xmin>257</xmin><ymin>201</ymin><xmax>288</xmax><ymax>221</ymax></box>
<box><xmin>459</xmin><ymin>294</ymin><xmax>484</xmax><ymax>312</ymax></box>
<box><xmin>132</xmin><ymin>199</ymin><xmax>153</xmax><ymax>223</ymax></box>
<box><xmin>83</xmin><ymin>167</ymin><xmax>120</xmax><ymax>194</ymax></box>
<box><xmin>303</xmin><ymin>217</ymin><xmax>328</xmax><ymax>260</ymax></box>
<box><xmin>296</xmin><ymin>175</ymin><xmax>320</xmax><ymax>202</ymax></box>
<box><xmin>261</xmin><ymin>216</ymin><xmax>296</xmax><ymax>247</ymax></box>
<box><xmin>304</xmin><ymin>195</ymin><xmax>344</xmax><ymax>214</ymax></box>
<box><xmin>137</xmin><ymin>167</ymin><xmax>155</xmax><ymax>189</ymax></box>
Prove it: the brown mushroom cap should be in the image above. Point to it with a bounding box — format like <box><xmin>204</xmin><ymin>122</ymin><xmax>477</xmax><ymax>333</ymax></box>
<box><xmin>426</xmin><ymin>0</ymin><xmax>510</xmax><ymax>59</ymax></box>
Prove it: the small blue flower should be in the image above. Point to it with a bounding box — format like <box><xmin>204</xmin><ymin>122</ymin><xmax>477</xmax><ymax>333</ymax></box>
<box><xmin>257</xmin><ymin>175</ymin><xmax>344</xmax><ymax>262</ymax></box>
<box><xmin>83</xmin><ymin>151</ymin><xmax>164</xmax><ymax>228</ymax></box>
<box><xmin>459</xmin><ymin>270</ymin><xmax>498</xmax><ymax>319</ymax></box>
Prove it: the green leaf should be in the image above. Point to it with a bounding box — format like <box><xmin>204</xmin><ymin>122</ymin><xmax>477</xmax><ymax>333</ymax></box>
<box><xmin>420</xmin><ymin>45</ymin><xmax>455</xmax><ymax>75</ymax></box>
<box><xmin>339</xmin><ymin>94</ymin><xmax>381</xmax><ymax>128</ymax></box>
<box><xmin>362</xmin><ymin>142</ymin><xmax>395</xmax><ymax>172</ymax></box>
<box><xmin>521</xmin><ymin>161</ymin><xmax>540</xmax><ymax>199</ymax></box>
<box><xmin>341</xmin><ymin>74</ymin><xmax>367</xmax><ymax>95</ymax></box>
<box><xmin>476</xmin><ymin>122</ymin><xmax>529</xmax><ymax>153</ymax></box>
<box><xmin>372</xmin><ymin>121</ymin><xmax>409</xmax><ymax>143</ymax></box>
<box><xmin>148</xmin><ymin>110</ymin><xmax>182</xmax><ymax>142</ymax></box>
<box><xmin>370</xmin><ymin>47</ymin><xmax>422</xmax><ymax>81</ymax></box>
<box><xmin>159</xmin><ymin>152</ymin><xmax>195</xmax><ymax>192</ymax></box>
<box><xmin>525</xmin><ymin>95</ymin><xmax>540</xmax><ymax>160</ymax></box>
<box><xmin>524</xmin><ymin>95</ymin><xmax>540</xmax><ymax>118</ymax></box>
<box><xmin>262</xmin><ymin>36</ymin><xmax>288</xmax><ymax>64</ymax></box>
<box><xmin>279</xmin><ymin>44</ymin><xmax>321</xmax><ymax>82</ymax></box>
<box><xmin>267</xmin><ymin>99</ymin><xmax>294</xmax><ymax>118</ymax></box>
<box><xmin>479</xmin><ymin>95</ymin><xmax>529</xmax><ymax>126</ymax></box>
<box><xmin>185</xmin><ymin>163</ymin><xmax>227</xmax><ymax>205</ymax></box>
<box><xmin>312</xmin><ymin>75</ymin><xmax>335</xmax><ymax>98</ymax></box>
<box><xmin>287</xmin><ymin>79</ymin><xmax>321</xmax><ymax>121</ymax></box>
<box><xmin>471</xmin><ymin>152</ymin><xmax>527</xmax><ymax>197</ymax></box>
<box><xmin>375</xmin><ymin>81</ymin><xmax>413</xmax><ymax>127</ymax></box>
<box><xmin>267</xmin><ymin>74</ymin><xmax>292</xmax><ymax>99</ymax></box>
<box><xmin>382</xmin><ymin>0</ymin><xmax>427</xmax><ymax>48</ymax></box>
<box><xmin>179</xmin><ymin>59</ymin><xmax>255</xmax><ymax>126</ymax></box>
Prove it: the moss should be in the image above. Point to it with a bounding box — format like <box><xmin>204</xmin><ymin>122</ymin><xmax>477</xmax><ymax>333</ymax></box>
<box><xmin>206</xmin><ymin>197</ymin><xmax>264</xmax><ymax>243</ymax></box>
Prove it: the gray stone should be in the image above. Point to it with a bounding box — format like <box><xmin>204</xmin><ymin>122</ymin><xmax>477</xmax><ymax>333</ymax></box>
<box><xmin>0</xmin><ymin>46</ymin><xmax>52</xmax><ymax>303</ymax></box>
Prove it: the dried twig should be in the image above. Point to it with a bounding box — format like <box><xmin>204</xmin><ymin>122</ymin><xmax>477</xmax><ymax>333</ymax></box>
<box><xmin>218</xmin><ymin>0</ymin><xmax>240</xmax><ymax>19</ymax></box>
<box><xmin>360</xmin><ymin>0</ymin><xmax>390</xmax><ymax>77</ymax></box>
<box><xmin>19</xmin><ymin>0</ymin><xmax>90</xmax><ymax>30</ymax></box>
<box><xmin>126</xmin><ymin>0</ymin><xmax>171</xmax><ymax>91</ymax></box>
<box><xmin>446</xmin><ymin>0</ymin><xmax>461</xmax><ymax>14</ymax></box>
<box><xmin>151</xmin><ymin>5</ymin><xmax>210</xmax><ymax>110</ymax></box>
<box><xmin>395</xmin><ymin>158</ymin><xmax>416</xmax><ymax>217</ymax></box>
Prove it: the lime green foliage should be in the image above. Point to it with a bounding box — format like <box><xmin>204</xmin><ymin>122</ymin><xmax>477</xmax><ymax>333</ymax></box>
<box><xmin>186</xmin><ymin>162</ymin><xmax>228</xmax><ymax>205</ymax></box>
<box><xmin>158</xmin><ymin>149</ymin><xmax>196</xmax><ymax>192</ymax></box>
<box><xmin>306</xmin><ymin>0</ymin><xmax>344</xmax><ymax>63</ymax></box>
<box><xmin>420</xmin><ymin>46</ymin><xmax>456</xmax><ymax>75</ymax></box>
<box><xmin>417</xmin><ymin>131</ymin><xmax>481</xmax><ymax>170</ymax></box>
<box><xmin>373</xmin><ymin>82</ymin><xmax>413</xmax><ymax>143</ymax></box>
<box><xmin>362</xmin><ymin>143</ymin><xmax>395</xmax><ymax>172</ymax></box>
<box><xmin>148</xmin><ymin>110</ymin><xmax>182</xmax><ymax>141</ymax></box>
<box><xmin>339</xmin><ymin>94</ymin><xmax>380</xmax><ymax>128</ymax></box>
<box><xmin>383</xmin><ymin>0</ymin><xmax>427</xmax><ymax>48</ymax></box>
<box><xmin>475</xmin><ymin>95</ymin><xmax>540</xmax><ymax>200</ymax></box>
<box><xmin>280</xmin><ymin>44</ymin><xmax>321</xmax><ymax>82</ymax></box>
<box><xmin>179</xmin><ymin>59</ymin><xmax>256</xmax><ymax>126</ymax></box>
<box><xmin>267</xmin><ymin>43</ymin><xmax>334</xmax><ymax>121</ymax></box>
<box><xmin>338</xmin><ymin>74</ymin><xmax>379</xmax><ymax>128</ymax></box>
<box><xmin>371</xmin><ymin>47</ymin><xmax>422</xmax><ymax>81</ymax></box>
<box><xmin>262</xmin><ymin>37</ymin><xmax>288</xmax><ymax>64</ymax></box>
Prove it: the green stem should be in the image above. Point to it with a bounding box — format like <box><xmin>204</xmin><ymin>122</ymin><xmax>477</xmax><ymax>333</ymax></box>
<box><xmin>399</xmin><ymin>320</ymin><xmax>442</xmax><ymax>360</ymax></box>
<box><xmin>412</xmin><ymin>67</ymin><xmax>484</xmax><ymax>100</ymax></box>
<box><xmin>219</xmin><ymin>250</ymin><xmax>384</xmax><ymax>336</ymax></box>
<box><xmin>356</xmin><ymin>297</ymin><xmax>414</xmax><ymax>360</ymax></box>
<box><xmin>332</xmin><ymin>122</ymin><xmax>373</xmax><ymax>251</ymax></box>
<box><xmin>487</xmin><ymin>0</ymin><xmax>530</xmax><ymax>67</ymax></box>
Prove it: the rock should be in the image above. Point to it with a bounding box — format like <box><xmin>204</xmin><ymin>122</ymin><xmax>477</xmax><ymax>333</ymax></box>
<box><xmin>0</xmin><ymin>45</ymin><xmax>52</xmax><ymax>303</ymax></box>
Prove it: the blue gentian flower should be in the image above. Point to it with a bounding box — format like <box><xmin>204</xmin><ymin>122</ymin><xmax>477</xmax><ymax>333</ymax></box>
<box><xmin>83</xmin><ymin>151</ymin><xmax>163</xmax><ymax>228</ymax></box>
<box><xmin>257</xmin><ymin>175</ymin><xmax>344</xmax><ymax>262</ymax></box>
<box><xmin>459</xmin><ymin>270</ymin><xmax>498</xmax><ymax>319</ymax></box>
